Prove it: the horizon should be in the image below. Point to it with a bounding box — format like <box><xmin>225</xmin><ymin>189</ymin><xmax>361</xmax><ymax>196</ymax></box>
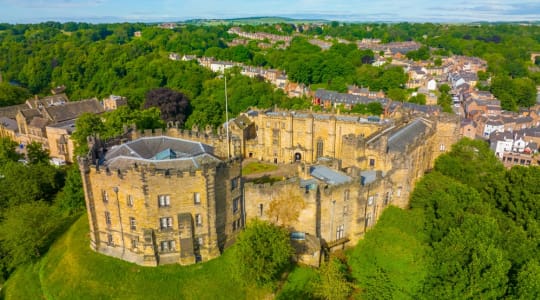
<box><xmin>1</xmin><ymin>0</ymin><xmax>540</xmax><ymax>24</ymax></box>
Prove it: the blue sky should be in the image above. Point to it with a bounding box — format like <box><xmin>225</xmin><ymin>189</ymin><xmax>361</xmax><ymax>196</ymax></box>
<box><xmin>1</xmin><ymin>0</ymin><xmax>540</xmax><ymax>23</ymax></box>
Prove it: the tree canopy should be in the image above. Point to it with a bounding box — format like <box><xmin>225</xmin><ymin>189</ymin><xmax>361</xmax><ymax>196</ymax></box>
<box><xmin>232</xmin><ymin>219</ymin><xmax>293</xmax><ymax>286</ymax></box>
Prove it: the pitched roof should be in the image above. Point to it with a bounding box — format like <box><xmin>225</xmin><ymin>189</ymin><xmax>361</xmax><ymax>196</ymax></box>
<box><xmin>0</xmin><ymin>103</ymin><xmax>30</xmax><ymax>119</ymax></box>
<box><xmin>44</xmin><ymin>99</ymin><xmax>104</xmax><ymax>122</ymax></box>
<box><xmin>309</xmin><ymin>165</ymin><xmax>352</xmax><ymax>185</ymax></box>
<box><xmin>387</xmin><ymin>118</ymin><xmax>431</xmax><ymax>152</ymax></box>
<box><xmin>0</xmin><ymin>117</ymin><xmax>18</xmax><ymax>131</ymax></box>
<box><xmin>28</xmin><ymin>117</ymin><xmax>49</xmax><ymax>129</ymax></box>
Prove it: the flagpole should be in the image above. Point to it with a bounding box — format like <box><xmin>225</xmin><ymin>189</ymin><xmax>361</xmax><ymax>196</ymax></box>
<box><xmin>225</xmin><ymin>73</ymin><xmax>230</xmax><ymax>159</ymax></box>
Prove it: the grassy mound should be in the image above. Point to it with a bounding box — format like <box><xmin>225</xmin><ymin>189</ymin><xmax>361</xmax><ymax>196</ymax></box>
<box><xmin>3</xmin><ymin>215</ymin><xmax>269</xmax><ymax>299</ymax></box>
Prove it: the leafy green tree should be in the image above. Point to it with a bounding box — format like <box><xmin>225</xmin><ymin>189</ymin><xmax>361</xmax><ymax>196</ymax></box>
<box><xmin>0</xmin><ymin>162</ymin><xmax>65</xmax><ymax>207</ymax></box>
<box><xmin>0</xmin><ymin>201</ymin><xmax>63</xmax><ymax>269</ymax></box>
<box><xmin>349</xmin><ymin>207</ymin><xmax>429</xmax><ymax>299</ymax></box>
<box><xmin>233</xmin><ymin>219</ymin><xmax>293</xmax><ymax>286</ymax></box>
<box><xmin>0</xmin><ymin>138</ymin><xmax>21</xmax><ymax>163</ymax></box>
<box><xmin>408</xmin><ymin>93</ymin><xmax>426</xmax><ymax>105</ymax></box>
<box><xmin>512</xmin><ymin>77</ymin><xmax>537</xmax><ymax>108</ymax></box>
<box><xmin>72</xmin><ymin>113</ymin><xmax>106</xmax><ymax>155</ymax></box>
<box><xmin>26</xmin><ymin>141</ymin><xmax>49</xmax><ymax>165</ymax></box>
<box><xmin>515</xmin><ymin>260</ymin><xmax>540</xmax><ymax>299</ymax></box>
<box><xmin>54</xmin><ymin>164</ymin><xmax>85</xmax><ymax>215</ymax></box>
<box><xmin>312</xmin><ymin>258</ymin><xmax>354</xmax><ymax>300</ymax></box>
<box><xmin>0</xmin><ymin>82</ymin><xmax>31</xmax><ymax>107</ymax></box>
<box><xmin>387</xmin><ymin>88</ymin><xmax>408</xmax><ymax>102</ymax></box>
<box><xmin>424</xmin><ymin>215</ymin><xmax>511</xmax><ymax>299</ymax></box>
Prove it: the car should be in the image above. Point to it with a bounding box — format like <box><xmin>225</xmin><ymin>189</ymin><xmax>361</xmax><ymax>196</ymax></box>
<box><xmin>50</xmin><ymin>158</ymin><xmax>66</xmax><ymax>166</ymax></box>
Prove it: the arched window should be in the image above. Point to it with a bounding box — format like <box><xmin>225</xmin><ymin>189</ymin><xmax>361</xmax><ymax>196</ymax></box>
<box><xmin>316</xmin><ymin>139</ymin><xmax>324</xmax><ymax>158</ymax></box>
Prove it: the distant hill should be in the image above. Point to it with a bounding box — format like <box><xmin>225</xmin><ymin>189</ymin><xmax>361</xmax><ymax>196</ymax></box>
<box><xmin>183</xmin><ymin>16</ymin><xmax>329</xmax><ymax>26</ymax></box>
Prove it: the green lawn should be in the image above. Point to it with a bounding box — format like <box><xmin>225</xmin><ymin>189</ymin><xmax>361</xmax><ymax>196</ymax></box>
<box><xmin>3</xmin><ymin>215</ymin><xmax>270</xmax><ymax>299</ymax></box>
<box><xmin>242</xmin><ymin>161</ymin><xmax>278</xmax><ymax>175</ymax></box>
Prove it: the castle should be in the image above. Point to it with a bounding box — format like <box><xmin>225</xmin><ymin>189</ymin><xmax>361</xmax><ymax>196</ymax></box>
<box><xmin>80</xmin><ymin>108</ymin><xmax>460</xmax><ymax>266</ymax></box>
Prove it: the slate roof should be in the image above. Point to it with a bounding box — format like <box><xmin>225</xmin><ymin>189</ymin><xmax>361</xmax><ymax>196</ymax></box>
<box><xmin>315</xmin><ymin>89</ymin><xmax>388</xmax><ymax>106</ymax></box>
<box><xmin>47</xmin><ymin>119</ymin><xmax>77</xmax><ymax>134</ymax></box>
<box><xmin>44</xmin><ymin>99</ymin><xmax>104</xmax><ymax>122</ymax></box>
<box><xmin>103</xmin><ymin>136</ymin><xmax>220</xmax><ymax>171</ymax></box>
<box><xmin>28</xmin><ymin>117</ymin><xmax>49</xmax><ymax>129</ymax></box>
<box><xmin>387</xmin><ymin>118</ymin><xmax>431</xmax><ymax>152</ymax></box>
<box><xmin>360</xmin><ymin>170</ymin><xmax>378</xmax><ymax>185</ymax></box>
<box><xmin>0</xmin><ymin>117</ymin><xmax>18</xmax><ymax>131</ymax></box>
<box><xmin>0</xmin><ymin>103</ymin><xmax>29</xmax><ymax>119</ymax></box>
<box><xmin>309</xmin><ymin>165</ymin><xmax>352</xmax><ymax>185</ymax></box>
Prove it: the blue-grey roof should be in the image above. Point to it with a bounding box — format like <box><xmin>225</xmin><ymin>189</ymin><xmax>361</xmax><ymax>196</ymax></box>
<box><xmin>387</xmin><ymin>119</ymin><xmax>430</xmax><ymax>152</ymax></box>
<box><xmin>315</xmin><ymin>89</ymin><xmax>389</xmax><ymax>106</ymax></box>
<box><xmin>360</xmin><ymin>170</ymin><xmax>378</xmax><ymax>185</ymax></box>
<box><xmin>310</xmin><ymin>165</ymin><xmax>352</xmax><ymax>185</ymax></box>
<box><xmin>103</xmin><ymin>136</ymin><xmax>219</xmax><ymax>170</ymax></box>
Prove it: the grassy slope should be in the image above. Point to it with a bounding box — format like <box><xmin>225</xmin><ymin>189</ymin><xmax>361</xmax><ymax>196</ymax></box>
<box><xmin>4</xmin><ymin>215</ymin><xmax>269</xmax><ymax>299</ymax></box>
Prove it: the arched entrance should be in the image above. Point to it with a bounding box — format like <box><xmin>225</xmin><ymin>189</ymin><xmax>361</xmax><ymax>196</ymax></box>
<box><xmin>294</xmin><ymin>152</ymin><xmax>302</xmax><ymax>162</ymax></box>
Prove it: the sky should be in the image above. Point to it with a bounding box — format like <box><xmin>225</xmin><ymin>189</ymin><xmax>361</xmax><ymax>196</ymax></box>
<box><xmin>1</xmin><ymin>0</ymin><xmax>540</xmax><ymax>23</ymax></box>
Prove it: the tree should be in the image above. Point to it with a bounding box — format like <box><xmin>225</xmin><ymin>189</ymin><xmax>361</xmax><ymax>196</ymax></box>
<box><xmin>72</xmin><ymin>113</ymin><xmax>105</xmax><ymax>155</ymax></box>
<box><xmin>26</xmin><ymin>141</ymin><xmax>49</xmax><ymax>165</ymax></box>
<box><xmin>424</xmin><ymin>215</ymin><xmax>511</xmax><ymax>299</ymax></box>
<box><xmin>54</xmin><ymin>164</ymin><xmax>85</xmax><ymax>215</ymax></box>
<box><xmin>349</xmin><ymin>207</ymin><xmax>429</xmax><ymax>299</ymax></box>
<box><xmin>144</xmin><ymin>87</ymin><xmax>191</xmax><ymax>126</ymax></box>
<box><xmin>312</xmin><ymin>258</ymin><xmax>354</xmax><ymax>300</ymax></box>
<box><xmin>233</xmin><ymin>219</ymin><xmax>293</xmax><ymax>286</ymax></box>
<box><xmin>512</xmin><ymin>77</ymin><xmax>537</xmax><ymax>108</ymax></box>
<box><xmin>387</xmin><ymin>88</ymin><xmax>408</xmax><ymax>102</ymax></box>
<box><xmin>0</xmin><ymin>201</ymin><xmax>63</xmax><ymax>269</ymax></box>
<box><xmin>515</xmin><ymin>260</ymin><xmax>540</xmax><ymax>299</ymax></box>
<box><xmin>408</xmin><ymin>93</ymin><xmax>426</xmax><ymax>105</ymax></box>
<box><xmin>0</xmin><ymin>137</ymin><xmax>21</xmax><ymax>164</ymax></box>
<box><xmin>0</xmin><ymin>82</ymin><xmax>31</xmax><ymax>107</ymax></box>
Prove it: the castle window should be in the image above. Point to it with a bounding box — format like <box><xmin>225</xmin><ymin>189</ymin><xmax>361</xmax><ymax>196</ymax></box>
<box><xmin>369</xmin><ymin>158</ymin><xmax>375</xmax><ymax>167</ymax></box>
<box><xmin>397</xmin><ymin>187</ymin><xmax>402</xmax><ymax>197</ymax></box>
<box><xmin>158</xmin><ymin>195</ymin><xmax>170</xmax><ymax>207</ymax></box>
<box><xmin>131</xmin><ymin>238</ymin><xmax>138</xmax><ymax>250</ymax></box>
<box><xmin>195</xmin><ymin>214</ymin><xmax>203</xmax><ymax>227</ymax></box>
<box><xmin>102</xmin><ymin>190</ymin><xmax>109</xmax><ymax>203</ymax></box>
<box><xmin>127</xmin><ymin>195</ymin><xmax>134</xmax><ymax>207</ymax></box>
<box><xmin>368</xmin><ymin>196</ymin><xmax>374</xmax><ymax>206</ymax></box>
<box><xmin>107</xmin><ymin>234</ymin><xmax>114</xmax><ymax>246</ymax></box>
<box><xmin>259</xmin><ymin>203</ymin><xmax>264</xmax><ymax>216</ymax></box>
<box><xmin>160</xmin><ymin>217</ymin><xmax>173</xmax><ymax>230</ymax></box>
<box><xmin>198</xmin><ymin>237</ymin><xmax>204</xmax><ymax>247</ymax></box>
<box><xmin>384</xmin><ymin>192</ymin><xmax>390</xmax><ymax>205</ymax></box>
<box><xmin>316</xmin><ymin>139</ymin><xmax>324</xmax><ymax>158</ymax></box>
<box><xmin>440</xmin><ymin>143</ymin><xmax>446</xmax><ymax>151</ymax></box>
<box><xmin>160</xmin><ymin>240</ymin><xmax>176</xmax><ymax>252</ymax></box>
<box><xmin>233</xmin><ymin>197</ymin><xmax>240</xmax><ymax>214</ymax></box>
<box><xmin>336</xmin><ymin>224</ymin><xmax>345</xmax><ymax>239</ymax></box>
<box><xmin>344</xmin><ymin>189</ymin><xmax>350</xmax><ymax>201</ymax></box>
<box><xmin>194</xmin><ymin>192</ymin><xmax>201</xmax><ymax>205</ymax></box>
<box><xmin>343</xmin><ymin>204</ymin><xmax>349</xmax><ymax>216</ymax></box>
<box><xmin>105</xmin><ymin>211</ymin><xmax>111</xmax><ymax>225</ymax></box>
<box><xmin>129</xmin><ymin>217</ymin><xmax>136</xmax><ymax>231</ymax></box>
<box><xmin>231</xmin><ymin>177</ymin><xmax>238</xmax><ymax>190</ymax></box>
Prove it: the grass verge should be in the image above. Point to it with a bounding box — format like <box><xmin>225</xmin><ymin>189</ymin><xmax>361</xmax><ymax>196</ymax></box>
<box><xmin>242</xmin><ymin>161</ymin><xmax>278</xmax><ymax>175</ymax></box>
